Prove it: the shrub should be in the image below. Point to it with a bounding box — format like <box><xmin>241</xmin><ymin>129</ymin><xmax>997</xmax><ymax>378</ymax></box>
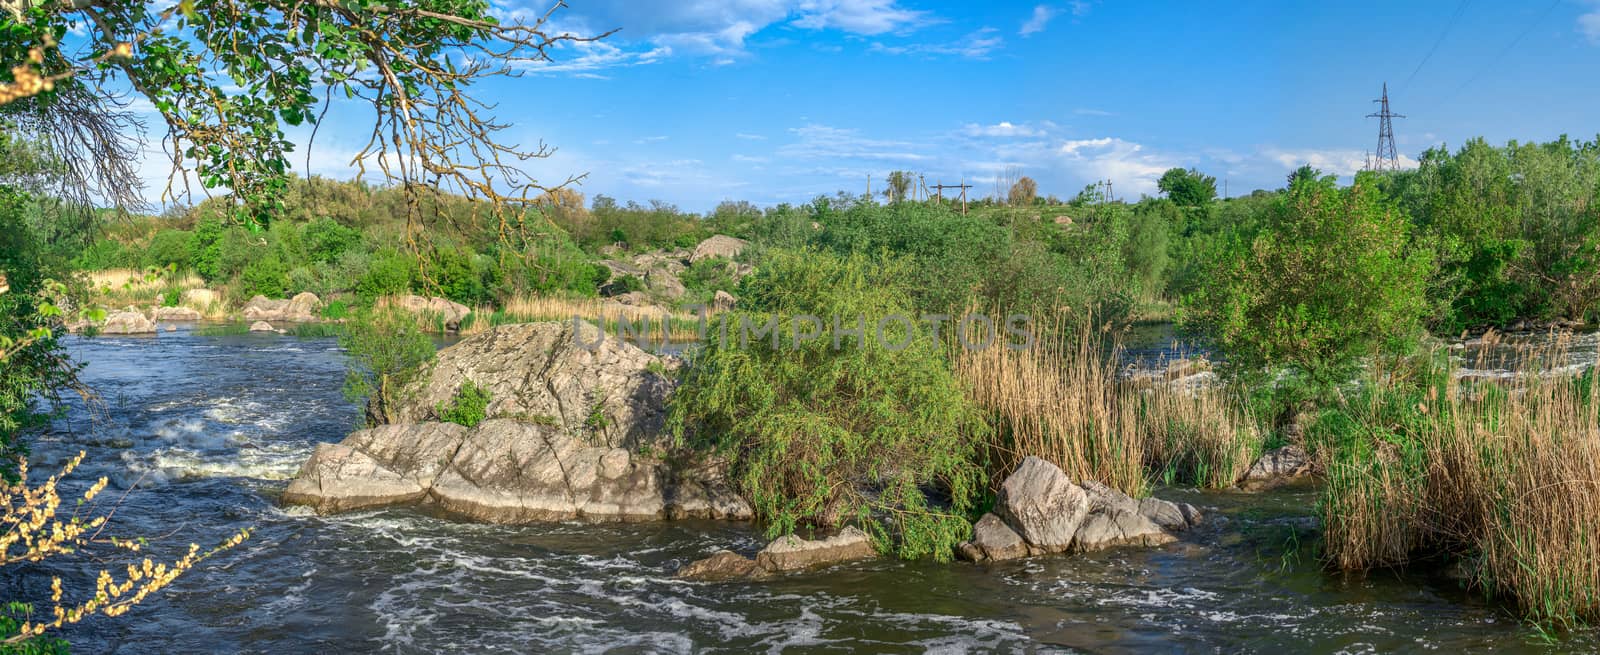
<box><xmin>1182</xmin><ymin>172</ymin><xmax>1433</xmax><ymax>398</ymax></box>
<box><xmin>143</xmin><ymin>229</ymin><xmax>194</xmax><ymax>270</ymax></box>
<box><xmin>356</xmin><ymin>250</ymin><xmax>414</xmax><ymax>303</ymax></box>
<box><xmin>341</xmin><ymin>308</ymin><xmax>436</xmax><ymax>426</ymax></box>
<box><xmin>237</xmin><ymin>254</ymin><xmax>289</xmax><ymax>299</ymax></box>
<box><xmin>668</xmin><ymin>249</ymin><xmax>988</xmax><ymax>560</ymax></box>
<box><xmin>302</xmin><ymin>216</ymin><xmax>360</xmax><ymax>264</ymax></box>
<box><xmin>436</xmin><ymin>379</ymin><xmax>492</xmax><ymax>428</ymax></box>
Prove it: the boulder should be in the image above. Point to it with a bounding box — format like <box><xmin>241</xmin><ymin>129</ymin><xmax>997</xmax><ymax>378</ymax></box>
<box><xmin>1240</xmin><ymin>445</ymin><xmax>1312</xmax><ymax>488</ymax></box>
<box><xmin>690</xmin><ymin>235</ymin><xmax>749</xmax><ymax>263</ymax></box>
<box><xmin>1138</xmin><ymin>497</ymin><xmax>1203</xmax><ymax>532</ymax></box>
<box><xmin>249</xmin><ymin>321</ymin><xmax>276</xmax><ymax>332</ymax></box>
<box><xmin>282</xmin><ymin>320</ymin><xmax>751</xmax><ymax>522</ymax></box>
<box><xmin>152</xmin><ymin>306</ymin><xmax>203</xmax><ymax>322</ymax></box>
<box><xmin>711</xmin><ymin>290</ymin><xmax>737</xmax><ymax>312</ymax></box>
<box><xmin>957</xmin><ymin>513</ymin><xmax>1029</xmax><ymax>562</ymax></box>
<box><xmin>995</xmin><ymin>456</ymin><xmax>1088</xmax><ymax>553</ymax></box>
<box><xmin>280</xmin><ymin>443</ymin><xmax>429</xmax><ymax>512</ymax></box>
<box><xmin>240</xmin><ymin>295</ymin><xmax>318</xmax><ymax>322</ymax></box>
<box><xmin>101</xmin><ymin>308</ymin><xmax>156</xmax><ymax>335</ymax></box>
<box><xmin>646</xmin><ymin>269</ymin><xmax>686</xmax><ymax>300</ymax></box>
<box><xmin>180</xmin><ymin>288</ymin><xmax>219</xmax><ymax>308</ymax></box>
<box><xmin>390</xmin><ymin>295</ymin><xmax>471</xmax><ymax>331</ymax></box>
<box><xmin>1071</xmin><ymin>481</ymin><xmax>1175</xmax><ymax>552</ymax></box>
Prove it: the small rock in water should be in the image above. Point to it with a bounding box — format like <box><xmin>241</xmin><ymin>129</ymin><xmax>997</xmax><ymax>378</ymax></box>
<box><xmin>249</xmin><ymin>320</ymin><xmax>275</xmax><ymax>332</ymax></box>
<box><xmin>680</xmin><ymin>527</ymin><xmax>877</xmax><ymax>581</ymax></box>
<box><xmin>957</xmin><ymin>513</ymin><xmax>1029</xmax><ymax>562</ymax></box>
<box><xmin>676</xmin><ymin>550</ymin><xmax>762</xmax><ymax>581</ymax></box>
<box><xmin>1240</xmin><ymin>445</ymin><xmax>1312</xmax><ymax>489</ymax></box>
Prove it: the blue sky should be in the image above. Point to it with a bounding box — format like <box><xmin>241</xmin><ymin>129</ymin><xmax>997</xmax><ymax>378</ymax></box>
<box><xmin>140</xmin><ymin>1</ymin><xmax>1600</xmax><ymax>211</ymax></box>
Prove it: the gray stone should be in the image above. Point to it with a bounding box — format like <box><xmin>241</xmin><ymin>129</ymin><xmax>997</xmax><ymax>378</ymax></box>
<box><xmin>646</xmin><ymin>269</ymin><xmax>686</xmax><ymax>300</ymax></box>
<box><xmin>712</xmin><ymin>290</ymin><xmax>737</xmax><ymax>312</ymax></box>
<box><xmin>677</xmin><ymin>550</ymin><xmax>762</xmax><ymax>581</ymax></box>
<box><xmin>1072</xmin><ymin>482</ymin><xmax>1178</xmax><ymax>552</ymax></box>
<box><xmin>152</xmin><ymin>306</ymin><xmax>203</xmax><ymax>321</ymax></box>
<box><xmin>389</xmin><ymin>295</ymin><xmax>471</xmax><ymax>330</ymax></box>
<box><xmin>249</xmin><ymin>320</ymin><xmax>275</xmax><ymax>332</ymax></box>
<box><xmin>754</xmin><ymin>526</ymin><xmax>876</xmax><ymax>573</ymax></box>
<box><xmin>1138</xmin><ymin>497</ymin><xmax>1203</xmax><ymax>531</ymax></box>
<box><xmin>995</xmin><ymin>456</ymin><xmax>1088</xmax><ymax>553</ymax></box>
<box><xmin>280</xmin><ymin>444</ymin><xmax>428</xmax><ymax>513</ymax></box>
<box><xmin>101</xmin><ymin>308</ymin><xmax>156</xmax><ymax>334</ymax></box>
<box><xmin>690</xmin><ymin>235</ymin><xmax>749</xmax><ymax>263</ymax></box>
<box><xmin>1241</xmin><ymin>445</ymin><xmax>1312</xmax><ymax>488</ymax></box>
<box><xmin>967</xmin><ymin>513</ymin><xmax>1028</xmax><ymax>561</ymax></box>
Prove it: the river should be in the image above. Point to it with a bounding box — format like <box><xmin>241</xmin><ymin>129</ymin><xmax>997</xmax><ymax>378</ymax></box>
<box><xmin>7</xmin><ymin>325</ymin><xmax>1595</xmax><ymax>653</ymax></box>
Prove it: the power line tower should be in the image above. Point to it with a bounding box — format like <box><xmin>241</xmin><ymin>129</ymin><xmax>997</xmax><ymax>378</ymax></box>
<box><xmin>1365</xmin><ymin>82</ymin><xmax>1405</xmax><ymax>171</ymax></box>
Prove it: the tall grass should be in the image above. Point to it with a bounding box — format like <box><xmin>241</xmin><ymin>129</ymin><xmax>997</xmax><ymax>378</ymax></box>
<box><xmin>1318</xmin><ymin>341</ymin><xmax>1600</xmax><ymax>627</ymax></box>
<box><xmin>85</xmin><ymin>268</ymin><xmax>227</xmax><ymax>317</ymax></box>
<box><xmin>1138</xmin><ymin>380</ymin><xmax>1262</xmax><ymax>488</ymax></box>
<box><xmin>460</xmin><ymin>294</ymin><xmax>704</xmax><ymax>341</ymax></box>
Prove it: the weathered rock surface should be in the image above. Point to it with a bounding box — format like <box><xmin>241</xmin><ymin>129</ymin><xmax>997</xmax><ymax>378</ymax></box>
<box><xmin>101</xmin><ymin>308</ymin><xmax>156</xmax><ymax>334</ymax></box>
<box><xmin>1240</xmin><ymin>445</ymin><xmax>1312</xmax><ymax>488</ymax></box>
<box><xmin>646</xmin><ymin>269</ymin><xmax>686</xmax><ymax>300</ymax></box>
<box><xmin>712</xmin><ymin>290</ymin><xmax>737</xmax><ymax>312</ymax></box>
<box><xmin>995</xmin><ymin>456</ymin><xmax>1088</xmax><ymax>553</ymax></box>
<box><xmin>679</xmin><ymin>527</ymin><xmax>877</xmax><ymax>581</ymax></box>
<box><xmin>152</xmin><ymin>306</ymin><xmax>203</xmax><ymax>321</ymax></box>
<box><xmin>249</xmin><ymin>321</ymin><xmax>276</xmax><ymax>332</ymax></box>
<box><xmin>241</xmin><ymin>292</ymin><xmax>321</xmax><ymax>322</ymax></box>
<box><xmin>390</xmin><ymin>295</ymin><xmax>471</xmax><ymax>330</ymax></box>
<box><xmin>960</xmin><ymin>457</ymin><xmax>1203</xmax><ymax>562</ymax></box>
<box><xmin>690</xmin><ymin>235</ymin><xmax>748</xmax><ymax>263</ymax></box>
<box><xmin>283</xmin><ymin>321</ymin><xmax>750</xmax><ymax>523</ymax></box>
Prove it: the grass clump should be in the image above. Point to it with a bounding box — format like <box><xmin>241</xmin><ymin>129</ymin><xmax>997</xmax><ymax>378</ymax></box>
<box><xmin>667</xmin><ymin>249</ymin><xmax>988</xmax><ymax>560</ymax></box>
<box><xmin>436</xmin><ymin>379</ymin><xmax>491</xmax><ymax>428</ymax></box>
<box><xmin>1316</xmin><ymin>343</ymin><xmax>1600</xmax><ymax>628</ymax></box>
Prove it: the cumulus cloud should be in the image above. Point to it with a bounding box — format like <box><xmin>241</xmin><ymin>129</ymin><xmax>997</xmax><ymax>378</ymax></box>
<box><xmin>792</xmin><ymin>0</ymin><xmax>932</xmax><ymax>34</ymax></box>
<box><xmin>1020</xmin><ymin>5</ymin><xmax>1056</xmax><ymax>36</ymax></box>
<box><xmin>1052</xmin><ymin>137</ymin><xmax>1176</xmax><ymax>195</ymax></box>
<box><xmin>1262</xmin><ymin>148</ymin><xmax>1417</xmax><ymax>176</ymax></box>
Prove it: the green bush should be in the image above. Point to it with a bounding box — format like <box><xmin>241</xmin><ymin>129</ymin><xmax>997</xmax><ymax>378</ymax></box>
<box><xmin>302</xmin><ymin>217</ymin><xmax>360</xmax><ymax>264</ymax></box>
<box><xmin>341</xmin><ymin>308</ymin><xmax>436</xmax><ymax>427</ymax></box>
<box><xmin>668</xmin><ymin>249</ymin><xmax>988</xmax><ymax>560</ymax></box>
<box><xmin>356</xmin><ymin>250</ymin><xmax>415</xmax><ymax>302</ymax></box>
<box><xmin>436</xmin><ymin>380</ymin><xmax>492</xmax><ymax>427</ymax></box>
<box><xmin>1183</xmin><ymin>172</ymin><xmax>1433</xmax><ymax>400</ymax></box>
<box><xmin>143</xmin><ymin>229</ymin><xmax>194</xmax><ymax>270</ymax></box>
<box><xmin>238</xmin><ymin>254</ymin><xmax>289</xmax><ymax>299</ymax></box>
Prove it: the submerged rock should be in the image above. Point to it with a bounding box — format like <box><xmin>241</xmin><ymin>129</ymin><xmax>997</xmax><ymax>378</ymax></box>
<box><xmin>679</xmin><ymin>527</ymin><xmax>877</xmax><ymax>581</ymax></box>
<box><xmin>249</xmin><ymin>321</ymin><xmax>275</xmax><ymax>332</ymax></box>
<box><xmin>1240</xmin><ymin>445</ymin><xmax>1312</xmax><ymax>489</ymax></box>
<box><xmin>282</xmin><ymin>320</ymin><xmax>749</xmax><ymax>523</ymax></box>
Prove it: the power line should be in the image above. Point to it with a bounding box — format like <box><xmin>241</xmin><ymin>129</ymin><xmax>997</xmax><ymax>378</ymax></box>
<box><xmin>1367</xmin><ymin>83</ymin><xmax>1405</xmax><ymax>171</ymax></box>
<box><xmin>1439</xmin><ymin>0</ymin><xmax>1560</xmax><ymax>103</ymax></box>
<box><xmin>1399</xmin><ymin>0</ymin><xmax>1470</xmax><ymax>94</ymax></box>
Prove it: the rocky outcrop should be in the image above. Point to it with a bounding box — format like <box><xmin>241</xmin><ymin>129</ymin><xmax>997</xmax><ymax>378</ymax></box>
<box><xmin>1239</xmin><ymin>445</ymin><xmax>1312</xmax><ymax>489</ymax></box>
<box><xmin>152</xmin><ymin>306</ymin><xmax>203</xmax><ymax>322</ymax></box>
<box><xmin>282</xmin><ymin>320</ymin><xmax>748</xmax><ymax>523</ymax></box>
<box><xmin>678</xmin><ymin>527</ymin><xmax>876</xmax><ymax>581</ymax></box>
<box><xmin>241</xmin><ymin>292</ymin><xmax>321</xmax><ymax>322</ymax></box>
<box><xmin>712</xmin><ymin>290</ymin><xmax>737</xmax><ymax>312</ymax></box>
<box><xmin>690</xmin><ymin>235</ymin><xmax>748</xmax><ymax>263</ymax></box>
<box><xmin>100</xmin><ymin>307</ymin><xmax>157</xmax><ymax>335</ymax></box>
<box><xmin>958</xmin><ymin>457</ymin><xmax>1203</xmax><ymax>562</ymax></box>
<box><xmin>390</xmin><ymin>295</ymin><xmax>471</xmax><ymax>331</ymax></box>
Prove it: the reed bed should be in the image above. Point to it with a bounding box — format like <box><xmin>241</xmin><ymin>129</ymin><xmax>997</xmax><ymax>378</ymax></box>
<box><xmin>1319</xmin><ymin>340</ymin><xmax>1600</xmax><ymax>627</ymax></box>
<box><xmin>459</xmin><ymin>294</ymin><xmax>704</xmax><ymax>341</ymax></box>
<box><xmin>1137</xmin><ymin>379</ymin><xmax>1261</xmax><ymax>488</ymax></box>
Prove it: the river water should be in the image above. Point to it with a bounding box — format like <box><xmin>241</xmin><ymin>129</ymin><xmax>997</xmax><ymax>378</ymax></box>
<box><xmin>8</xmin><ymin>326</ymin><xmax>1596</xmax><ymax>653</ymax></box>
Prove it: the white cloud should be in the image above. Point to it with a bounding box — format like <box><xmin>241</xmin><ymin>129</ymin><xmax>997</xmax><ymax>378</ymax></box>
<box><xmin>1052</xmin><ymin>137</ymin><xmax>1175</xmax><ymax>195</ymax></box>
<box><xmin>735</xmin><ymin>132</ymin><xmax>768</xmax><ymax>140</ymax></box>
<box><xmin>1020</xmin><ymin>5</ymin><xmax>1056</xmax><ymax>36</ymax></box>
<box><xmin>1580</xmin><ymin>1</ymin><xmax>1600</xmax><ymax>44</ymax></box>
<box><xmin>777</xmin><ymin>124</ymin><xmax>930</xmax><ymax>163</ymax></box>
<box><xmin>1262</xmin><ymin>148</ymin><xmax>1417</xmax><ymax>176</ymax></box>
<box><xmin>963</xmin><ymin>121</ymin><xmax>1046</xmax><ymax>138</ymax></box>
<box><xmin>871</xmin><ymin>28</ymin><xmax>1004</xmax><ymax>59</ymax></box>
<box><xmin>635</xmin><ymin>135</ymin><xmax>670</xmax><ymax>144</ymax></box>
<box><xmin>792</xmin><ymin>0</ymin><xmax>932</xmax><ymax>35</ymax></box>
<box><xmin>1073</xmin><ymin>107</ymin><xmax>1114</xmax><ymax>117</ymax></box>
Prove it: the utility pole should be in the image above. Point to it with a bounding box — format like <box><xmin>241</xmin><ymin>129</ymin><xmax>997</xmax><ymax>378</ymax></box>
<box><xmin>1366</xmin><ymin>82</ymin><xmax>1405</xmax><ymax>171</ymax></box>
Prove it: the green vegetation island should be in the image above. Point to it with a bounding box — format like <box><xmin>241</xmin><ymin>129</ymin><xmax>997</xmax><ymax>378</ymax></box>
<box><xmin>3</xmin><ymin>1</ymin><xmax>1600</xmax><ymax>652</ymax></box>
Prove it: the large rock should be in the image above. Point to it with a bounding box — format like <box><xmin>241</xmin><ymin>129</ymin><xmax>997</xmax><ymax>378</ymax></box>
<box><xmin>711</xmin><ymin>290</ymin><xmax>737</xmax><ymax>312</ymax></box>
<box><xmin>1071</xmin><ymin>481</ymin><xmax>1175</xmax><ymax>552</ymax></box>
<box><xmin>680</xmin><ymin>527</ymin><xmax>877</xmax><ymax>581</ymax></box>
<box><xmin>390</xmin><ymin>295</ymin><xmax>471</xmax><ymax>331</ymax></box>
<box><xmin>152</xmin><ymin>306</ymin><xmax>203</xmax><ymax>322</ymax></box>
<box><xmin>241</xmin><ymin>293</ymin><xmax>321</xmax><ymax>322</ymax></box>
<box><xmin>995</xmin><ymin>456</ymin><xmax>1089</xmax><ymax>553</ymax></box>
<box><xmin>390</xmin><ymin>321</ymin><xmax>668</xmax><ymax>436</ymax></box>
<box><xmin>690</xmin><ymin>235</ymin><xmax>749</xmax><ymax>263</ymax></box>
<box><xmin>101</xmin><ymin>308</ymin><xmax>156</xmax><ymax>334</ymax></box>
<box><xmin>1240</xmin><ymin>445</ymin><xmax>1312</xmax><ymax>488</ymax></box>
<box><xmin>646</xmin><ymin>269</ymin><xmax>686</xmax><ymax>300</ymax></box>
<box><xmin>283</xmin><ymin>320</ymin><xmax>750</xmax><ymax>522</ymax></box>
